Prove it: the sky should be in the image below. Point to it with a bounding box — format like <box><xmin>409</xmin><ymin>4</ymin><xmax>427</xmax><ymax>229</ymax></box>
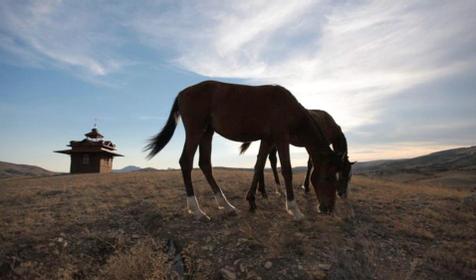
<box><xmin>0</xmin><ymin>0</ymin><xmax>475</xmax><ymax>172</ymax></box>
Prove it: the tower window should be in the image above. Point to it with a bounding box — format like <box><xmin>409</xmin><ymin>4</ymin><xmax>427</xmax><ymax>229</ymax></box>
<box><xmin>82</xmin><ymin>154</ymin><xmax>90</xmax><ymax>165</ymax></box>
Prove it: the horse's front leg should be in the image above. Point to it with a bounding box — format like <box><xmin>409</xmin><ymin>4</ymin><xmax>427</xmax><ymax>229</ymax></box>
<box><xmin>276</xmin><ymin>141</ymin><xmax>304</xmax><ymax>220</ymax></box>
<box><xmin>198</xmin><ymin>129</ymin><xmax>237</xmax><ymax>214</ymax></box>
<box><xmin>257</xmin><ymin>168</ymin><xmax>268</xmax><ymax>199</ymax></box>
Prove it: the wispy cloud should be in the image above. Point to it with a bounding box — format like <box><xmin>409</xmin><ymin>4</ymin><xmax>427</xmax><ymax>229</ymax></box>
<box><xmin>0</xmin><ymin>0</ymin><xmax>126</xmax><ymax>79</ymax></box>
<box><xmin>127</xmin><ymin>0</ymin><xmax>476</xmax><ymax>130</ymax></box>
<box><xmin>3</xmin><ymin>1</ymin><xmax>474</xmax><ymax>99</ymax></box>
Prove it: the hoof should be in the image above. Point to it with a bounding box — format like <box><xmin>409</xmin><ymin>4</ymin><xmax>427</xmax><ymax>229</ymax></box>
<box><xmin>196</xmin><ymin>213</ymin><xmax>211</xmax><ymax>221</ymax></box>
<box><xmin>188</xmin><ymin>209</ymin><xmax>211</xmax><ymax>221</ymax></box>
<box><xmin>287</xmin><ymin>208</ymin><xmax>304</xmax><ymax>221</ymax></box>
<box><xmin>222</xmin><ymin>203</ymin><xmax>239</xmax><ymax>215</ymax></box>
<box><xmin>248</xmin><ymin>203</ymin><xmax>257</xmax><ymax>212</ymax></box>
<box><xmin>293</xmin><ymin>211</ymin><xmax>305</xmax><ymax>221</ymax></box>
<box><xmin>317</xmin><ymin>204</ymin><xmax>333</xmax><ymax>215</ymax></box>
<box><xmin>187</xmin><ymin>196</ymin><xmax>210</xmax><ymax>221</ymax></box>
<box><xmin>215</xmin><ymin>195</ymin><xmax>237</xmax><ymax>212</ymax></box>
<box><xmin>289</xmin><ymin>206</ymin><xmax>305</xmax><ymax>220</ymax></box>
<box><xmin>246</xmin><ymin>196</ymin><xmax>257</xmax><ymax>212</ymax></box>
<box><xmin>224</xmin><ymin>208</ymin><xmax>239</xmax><ymax>217</ymax></box>
<box><xmin>286</xmin><ymin>200</ymin><xmax>305</xmax><ymax>220</ymax></box>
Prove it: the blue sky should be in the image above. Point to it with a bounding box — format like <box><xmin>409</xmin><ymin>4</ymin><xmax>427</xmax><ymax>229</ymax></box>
<box><xmin>0</xmin><ymin>0</ymin><xmax>475</xmax><ymax>172</ymax></box>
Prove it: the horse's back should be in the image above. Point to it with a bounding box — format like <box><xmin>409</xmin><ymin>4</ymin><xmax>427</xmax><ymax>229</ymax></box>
<box><xmin>178</xmin><ymin>81</ymin><xmax>306</xmax><ymax>141</ymax></box>
<box><xmin>180</xmin><ymin>80</ymin><xmax>297</xmax><ymax>104</ymax></box>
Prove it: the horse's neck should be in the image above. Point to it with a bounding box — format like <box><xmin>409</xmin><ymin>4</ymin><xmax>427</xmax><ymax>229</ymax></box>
<box><xmin>332</xmin><ymin>132</ymin><xmax>348</xmax><ymax>155</ymax></box>
<box><xmin>303</xmin><ymin>121</ymin><xmax>333</xmax><ymax>155</ymax></box>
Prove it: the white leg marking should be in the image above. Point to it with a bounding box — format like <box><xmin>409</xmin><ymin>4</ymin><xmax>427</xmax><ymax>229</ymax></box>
<box><xmin>286</xmin><ymin>199</ymin><xmax>304</xmax><ymax>220</ymax></box>
<box><xmin>214</xmin><ymin>191</ymin><xmax>238</xmax><ymax>213</ymax></box>
<box><xmin>214</xmin><ymin>195</ymin><xmax>225</xmax><ymax>210</ymax></box>
<box><xmin>186</xmin><ymin>196</ymin><xmax>210</xmax><ymax>220</ymax></box>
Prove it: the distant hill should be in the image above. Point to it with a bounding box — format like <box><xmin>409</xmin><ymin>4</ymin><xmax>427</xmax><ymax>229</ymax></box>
<box><xmin>114</xmin><ymin>165</ymin><xmax>159</xmax><ymax>173</ymax></box>
<box><xmin>353</xmin><ymin>146</ymin><xmax>476</xmax><ymax>186</ymax></box>
<box><xmin>354</xmin><ymin>146</ymin><xmax>476</xmax><ymax>174</ymax></box>
<box><xmin>114</xmin><ymin>165</ymin><xmax>142</xmax><ymax>173</ymax></box>
<box><xmin>0</xmin><ymin>161</ymin><xmax>56</xmax><ymax>179</ymax></box>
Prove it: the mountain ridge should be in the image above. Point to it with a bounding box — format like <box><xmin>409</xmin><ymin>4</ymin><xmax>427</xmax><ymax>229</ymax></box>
<box><xmin>1</xmin><ymin>145</ymin><xmax>474</xmax><ymax>179</ymax></box>
<box><xmin>0</xmin><ymin>161</ymin><xmax>57</xmax><ymax>179</ymax></box>
<box><xmin>353</xmin><ymin>145</ymin><xmax>476</xmax><ymax>175</ymax></box>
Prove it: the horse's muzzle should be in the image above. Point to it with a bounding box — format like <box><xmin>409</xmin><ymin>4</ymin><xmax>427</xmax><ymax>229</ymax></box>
<box><xmin>317</xmin><ymin>204</ymin><xmax>333</xmax><ymax>215</ymax></box>
<box><xmin>338</xmin><ymin>191</ymin><xmax>348</xmax><ymax>199</ymax></box>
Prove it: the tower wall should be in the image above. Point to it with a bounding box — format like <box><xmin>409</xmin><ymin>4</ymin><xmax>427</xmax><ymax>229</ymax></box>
<box><xmin>99</xmin><ymin>156</ymin><xmax>113</xmax><ymax>173</ymax></box>
<box><xmin>70</xmin><ymin>153</ymin><xmax>101</xmax><ymax>174</ymax></box>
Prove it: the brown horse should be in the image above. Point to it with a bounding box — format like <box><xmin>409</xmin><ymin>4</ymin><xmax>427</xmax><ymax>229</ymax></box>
<box><xmin>145</xmin><ymin>80</ymin><xmax>341</xmax><ymax>220</ymax></box>
<box><xmin>240</xmin><ymin>110</ymin><xmax>355</xmax><ymax>201</ymax></box>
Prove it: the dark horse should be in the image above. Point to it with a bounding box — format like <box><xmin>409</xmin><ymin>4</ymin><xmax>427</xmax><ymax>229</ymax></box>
<box><xmin>145</xmin><ymin>81</ymin><xmax>342</xmax><ymax>220</ymax></box>
<box><xmin>240</xmin><ymin>109</ymin><xmax>354</xmax><ymax>201</ymax></box>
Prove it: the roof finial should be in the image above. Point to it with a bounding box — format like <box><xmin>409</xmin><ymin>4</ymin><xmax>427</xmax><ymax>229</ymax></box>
<box><xmin>93</xmin><ymin>118</ymin><xmax>98</xmax><ymax>128</ymax></box>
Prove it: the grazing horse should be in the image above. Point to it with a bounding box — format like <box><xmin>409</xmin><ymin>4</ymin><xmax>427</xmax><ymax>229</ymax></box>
<box><xmin>145</xmin><ymin>80</ymin><xmax>341</xmax><ymax>220</ymax></box>
<box><xmin>240</xmin><ymin>109</ymin><xmax>355</xmax><ymax>201</ymax></box>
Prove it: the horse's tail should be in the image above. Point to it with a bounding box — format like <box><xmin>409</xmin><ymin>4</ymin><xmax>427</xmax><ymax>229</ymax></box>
<box><xmin>145</xmin><ymin>97</ymin><xmax>180</xmax><ymax>159</ymax></box>
<box><xmin>240</xmin><ymin>142</ymin><xmax>252</xmax><ymax>155</ymax></box>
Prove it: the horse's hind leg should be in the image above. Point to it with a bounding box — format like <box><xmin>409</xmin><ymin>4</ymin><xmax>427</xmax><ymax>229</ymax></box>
<box><xmin>257</xmin><ymin>166</ymin><xmax>268</xmax><ymax>199</ymax></box>
<box><xmin>276</xmin><ymin>141</ymin><xmax>304</xmax><ymax>220</ymax></box>
<box><xmin>180</xmin><ymin>131</ymin><xmax>209</xmax><ymax>220</ymax></box>
<box><xmin>257</xmin><ymin>147</ymin><xmax>279</xmax><ymax>198</ymax></box>
<box><xmin>302</xmin><ymin>156</ymin><xmax>313</xmax><ymax>193</ymax></box>
<box><xmin>246</xmin><ymin>140</ymin><xmax>272</xmax><ymax>211</ymax></box>
<box><xmin>198</xmin><ymin>129</ymin><xmax>237</xmax><ymax>214</ymax></box>
<box><xmin>268</xmin><ymin>147</ymin><xmax>283</xmax><ymax>195</ymax></box>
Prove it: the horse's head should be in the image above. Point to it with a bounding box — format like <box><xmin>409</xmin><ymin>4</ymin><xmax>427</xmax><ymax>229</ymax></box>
<box><xmin>335</xmin><ymin>152</ymin><xmax>355</xmax><ymax>199</ymax></box>
<box><xmin>310</xmin><ymin>152</ymin><xmax>355</xmax><ymax>214</ymax></box>
<box><xmin>310</xmin><ymin>154</ymin><xmax>339</xmax><ymax>214</ymax></box>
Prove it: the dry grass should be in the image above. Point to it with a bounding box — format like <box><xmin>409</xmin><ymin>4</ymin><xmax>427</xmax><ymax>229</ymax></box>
<box><xmin>0</xmin><ymin>170</ymin><xmax>475</xmax><ymax>279</ymax></box>
<box><xmin>344</xmin><ymin>176</ymin><xmax>476</xmax><ymax>279</ymax></box>
<box><xmin>97</xmin><ymin>239</ymin><xmax>169</xmax><ymax>280</ymax></box>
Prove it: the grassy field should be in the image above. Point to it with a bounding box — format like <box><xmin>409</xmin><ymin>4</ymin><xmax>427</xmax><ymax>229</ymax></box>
<box><xmin>0</xmin><ymin>169</ymin><xmax>475</xmax><ymax>279</ymax></box>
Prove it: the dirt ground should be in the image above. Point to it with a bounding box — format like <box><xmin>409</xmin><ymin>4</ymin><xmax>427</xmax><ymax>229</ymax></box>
<box><xmin>0</xmin><ymin>169</ymin><xmax>475</xmax><ymax>279</ymax></box>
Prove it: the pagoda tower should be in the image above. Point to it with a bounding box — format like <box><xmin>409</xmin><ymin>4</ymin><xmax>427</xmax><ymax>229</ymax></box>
<box><xmin>55</xmin><ymin>127</ymin><xmax>123</xmax><ymax>174</ymax></box>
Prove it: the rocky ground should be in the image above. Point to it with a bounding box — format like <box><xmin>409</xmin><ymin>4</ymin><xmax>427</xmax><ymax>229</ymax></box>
<box><xmin>0</xmin><ymin>170</ymin><xmax>475</xmax><ymax>279</ymax></box>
